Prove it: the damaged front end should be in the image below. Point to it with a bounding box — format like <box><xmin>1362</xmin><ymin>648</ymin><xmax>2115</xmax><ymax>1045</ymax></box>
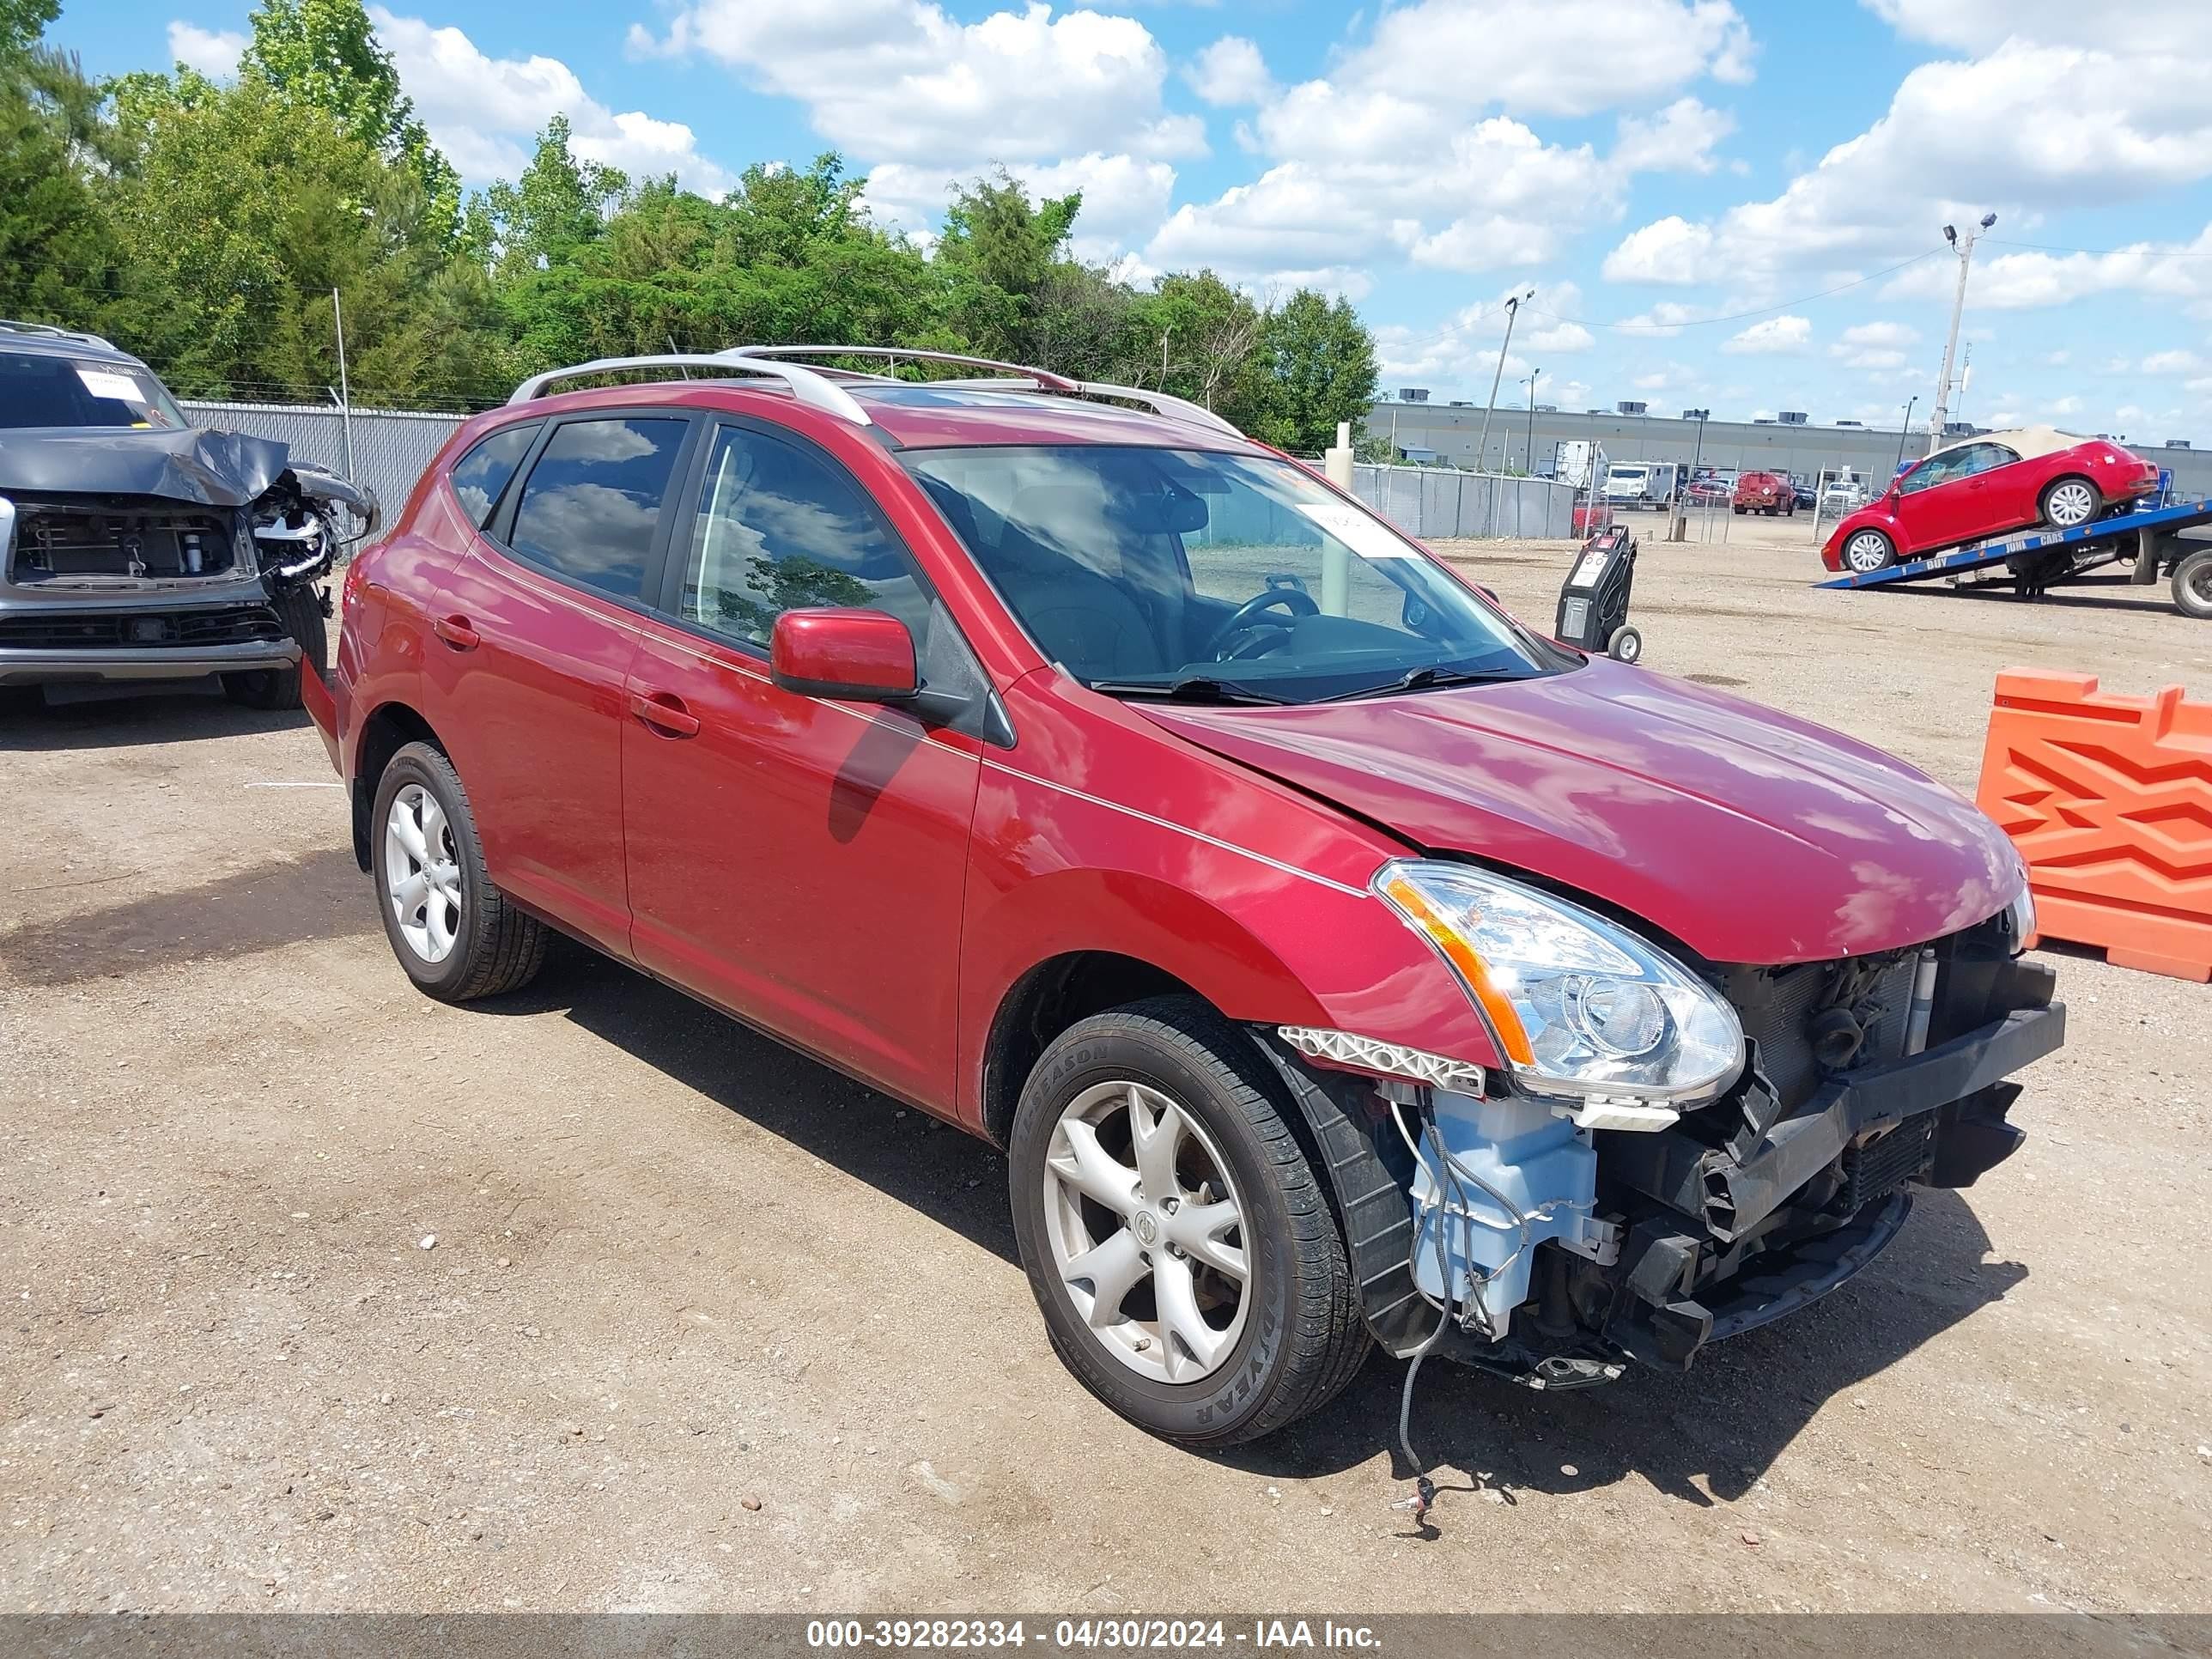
<box><xmin>0</xmin><ymin>427</ymin><xmax>376</xmax><ymax>686</ymax></box>
<box><xmin>1263</xmin><ymin>874</ymin><xmax>2060</xmax><ymax>1390</ymax></box>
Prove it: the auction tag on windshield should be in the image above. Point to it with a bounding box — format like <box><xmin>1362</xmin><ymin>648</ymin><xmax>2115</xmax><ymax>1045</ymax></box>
<box><xmin>1295</xmin><ymin>501</ymin><xmax>1419</xmax><ymax>559</ymax></box>
<box><xmin>76</xmin><ymin>368</ymin><xmax>144</xmax><ymax>403</ymax></box>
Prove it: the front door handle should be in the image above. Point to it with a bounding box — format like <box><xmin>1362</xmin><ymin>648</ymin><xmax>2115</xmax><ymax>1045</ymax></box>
<box><xmin>629</xmin><ymin>690</ymin><xmax>701</xmax><ymax>738</ymax></box>
<box><xmin>433</xmin><ymin>614</ymin><xmax>481</xmax><ymax>649</ymax></box>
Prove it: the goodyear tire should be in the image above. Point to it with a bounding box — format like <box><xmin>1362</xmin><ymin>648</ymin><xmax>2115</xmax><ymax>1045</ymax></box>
<box><xmin>1008</xmin><ymin>997</ymin><xmax>1368</xmax><ymax>1447</ymax></box>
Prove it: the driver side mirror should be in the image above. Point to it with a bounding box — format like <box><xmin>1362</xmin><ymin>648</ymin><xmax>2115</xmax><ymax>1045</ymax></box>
<box><xmin>769</xmin><ymin>608</ymin><xmax>917</xmax><ymax>702</ymax></box>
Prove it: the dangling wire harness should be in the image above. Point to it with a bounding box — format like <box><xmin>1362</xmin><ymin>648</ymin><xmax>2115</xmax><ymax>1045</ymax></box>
<box><xmin>1386</xmin><ymin>1090</ymin><xmax>1581</xmax><ymax>1529</ymax></box>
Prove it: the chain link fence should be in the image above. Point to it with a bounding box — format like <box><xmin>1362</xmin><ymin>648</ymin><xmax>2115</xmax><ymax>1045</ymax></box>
<box><xmin>173</xmin><ymin>404</ymin><xmax>1581</xmax><ymax>548</ymax></box>
<box><xmin>180</xmin><ymin>399</ymin><xmax>465</xmax><ymax>531</ymax></box>
<box><xmin>1351</xmin><ymin>464</ymin><xmax>1577</xmax><ymax>540</ymax></box>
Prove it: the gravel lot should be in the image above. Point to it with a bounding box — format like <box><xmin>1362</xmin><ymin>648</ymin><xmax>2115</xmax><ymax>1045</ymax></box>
<box><xmin>3</xmin><ymin>517</ymin><xmax>2209</xmax><ymax>1614</ymax></box>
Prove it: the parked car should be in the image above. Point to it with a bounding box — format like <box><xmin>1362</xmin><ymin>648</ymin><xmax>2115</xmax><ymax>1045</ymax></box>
<box><xmin>1685</xmin><ymin>475</ymin><xmax>1730</xmax><ymax>507</ymax></box>
<box><xmin>1823</xmin><ymin>426</ymin><xmax>2160</xmax><ymax>574</ymax></box>
<box><xmin>1732</xmin><ymin>470</ymin><xmax>1795</xmax><ymax>516</ymax></box>
<box><xmin>307</xmin><ymin>344</ymin><xmax>2061</xmax><ymax>1449</ymax></box>
<box><xmin>1791</xmin><ymin>476</ymin><xmax>1817</xmax><ymax>511</ymax></box>
<box><xmin>0</xmin><ymin>320</ymin><xmax>375</xmax><ymax>708</ymax></box>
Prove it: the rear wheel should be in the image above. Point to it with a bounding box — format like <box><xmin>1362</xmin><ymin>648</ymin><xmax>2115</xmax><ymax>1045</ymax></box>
<box><xmin>1607</xmin><ymin>623</ymin><xmax>1643</xmax><ymax>662</ymax></box>
<box><xmin>1008</xmin><ymin>997</ymin><xmax>1368</xmax><ymax>1447</ymax></box>
<box><xmin>222</xmin><ymin>584</ymin><xmax>327</xmax><ymax>710</ymax></box>
<box><xmin>2173</xmin><ymin>547</ymin><xmax>2212</xmax><ymax>619</ymax></box>
<box><xmin>2039</xmin><ymin>476</ymin><xmax>2100</xmax><ymax>531</ymax></box>
<box><xmin>1841</xmin><ymin>528</ymin><xmax>1897</xmax><ymax>574</ymax></box>
<box><xmin>369</xmin><ymin>740</ymin><xmax>548</xmax><ymax>1001</ymax></box>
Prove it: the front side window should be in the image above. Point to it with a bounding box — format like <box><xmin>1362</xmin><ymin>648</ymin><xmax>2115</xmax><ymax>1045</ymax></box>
<box><xmin>507</xmin><ymin>416</ymin><xmax>688</xmax><ymax>602</ymax></box>
<box><xmin>449</xmin><ymin>422</ymin><xmax>538</xmax><ymax>526</ymax></box>
<box><xmin>1899</xmin><ymin>451</ymin><xmax>1967</xmax><ymax>495</ymax></box>
<box><xmin>903</xmin><ymin>444</ymin><xmax>1567</xmax><ymax>704</ymax></box>
<box><xmin>0</xmin><ymin>350</ymin><xmax>187</xmax><ymax>429</ymax></box>
<box><xmin>678</xmin><ymin>424</ymin><xmax>987</xmax><ymax>700</ymax></box>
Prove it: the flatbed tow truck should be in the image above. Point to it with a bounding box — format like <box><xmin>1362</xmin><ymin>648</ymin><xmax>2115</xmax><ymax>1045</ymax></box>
<box><xmin>1814</xmin><ymin>489</ymin><xmax>2212</xmax><ymax>617</ymax></box>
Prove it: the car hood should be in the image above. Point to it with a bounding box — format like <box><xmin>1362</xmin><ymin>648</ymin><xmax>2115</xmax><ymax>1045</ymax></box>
<box><xmin>0</xmin><ymin>426</ymin><xmax>291</xmax><ymax>507</ymax></box>
<box><xmin>1138</xmin><ymin>659</ymin><xmax>2020</xmax><ymax>965</ymax></box>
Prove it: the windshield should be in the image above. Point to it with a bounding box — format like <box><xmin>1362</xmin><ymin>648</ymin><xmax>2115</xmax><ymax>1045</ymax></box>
<box><xmin>0</xmin><ymin>350</ymin><xmax>188</xmax><ymax>429</ymax></box>
<box><xmin>903</xmin><ymin>445</ymin><xmax>1568</xmax><ymax>704</ymax></box>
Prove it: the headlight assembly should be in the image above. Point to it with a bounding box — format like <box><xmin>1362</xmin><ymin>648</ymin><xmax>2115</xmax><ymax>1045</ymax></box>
<box><xmin>1376</xmin><ymin>860</ymin><xmax>1744</xmax><ymax>1105</ymax></box>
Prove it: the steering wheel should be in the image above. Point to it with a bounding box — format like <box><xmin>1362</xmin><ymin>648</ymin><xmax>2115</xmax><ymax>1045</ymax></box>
<box><xmin>1201</xmin><ymin>587</ymin><xmax>1319</xmax><ymax>660</ymax></box>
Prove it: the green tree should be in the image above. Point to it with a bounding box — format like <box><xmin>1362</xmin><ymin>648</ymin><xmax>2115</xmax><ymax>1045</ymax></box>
<box><xmin>1140</xmin><ymin>270</ymin><xmax>1267</xmax><ymax>416</ymax></box>
<box><xmin>1249</xmin><ymin>288</ymin><xmax>1378</xmax><ymax>454</ymax></box>
<box><xmin>1</xmin><ymin>0</ymin><xmax>58</xmax><ymax>62</ymax></box>
<box><xmin>240</xmin><ymin>0</ymin><xmax>458</xmax><ymax>234</ymax></box>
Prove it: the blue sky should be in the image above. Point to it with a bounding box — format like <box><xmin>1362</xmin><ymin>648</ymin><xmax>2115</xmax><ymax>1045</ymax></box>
<box><xmin>58</xmin><ymin>0</ymin><xmax>2212</xmax><ymax>441</ymax></box>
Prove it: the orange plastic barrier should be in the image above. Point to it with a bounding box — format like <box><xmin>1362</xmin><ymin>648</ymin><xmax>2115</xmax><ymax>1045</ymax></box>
<box><xmin>1976</xmin><ymin>671</ymin><xmax>2212</xmax><ymax>981</ymax></box>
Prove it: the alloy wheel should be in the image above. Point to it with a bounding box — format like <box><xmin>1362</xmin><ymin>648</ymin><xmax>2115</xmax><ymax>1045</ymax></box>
<box><xmin>2045</xmin><ymin>481</ymin><xmax>2097</xmax><ymax>527</ymax></box>
<box><xmin>1040</xmin><ymin>1079</ymin><xmax>1250</xmax><ymax>1385</ymax></box>
<box><xmin>384</xmin><ymin>782</ymin><xmax>464</xmax><ymax>963</ymax></box>
<box><xmin>1844</xmin><ymin>531</ymin><xmax>1894</xmax><ymax>573</ymax></box>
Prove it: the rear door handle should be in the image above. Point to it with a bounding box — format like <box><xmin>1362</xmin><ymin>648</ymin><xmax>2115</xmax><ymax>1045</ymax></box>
<box><xmin>629</xmin><ymin>690</ymin><xmax>701</xmax><ymax>738</ymax></box>
<box><xmin>433</xmin><ymin>614</ymin><xmax>481</xmax><ymax>650</ymax></box>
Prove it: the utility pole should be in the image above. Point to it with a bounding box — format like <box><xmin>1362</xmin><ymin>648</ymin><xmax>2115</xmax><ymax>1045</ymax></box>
<box><xmin>1895</xmin><ymin>395</ymin><xmax>1917</xmax><ymax>474</ymax></box>
<box><xmin>331</xmin><ymin>288</ymin><xmax>355</xmax><ymax>482</ymax></box>
<box><xmin>1525</xmin><ymin>368</ymin><xmax>1540</xmax><ymax>472</ymax></box>
<box><xmin>1930</xmin><ymin>214</ymin><xmax>1994</xmax><ymax>439</ymax></box>
<box><xmin>1475</xmin><ymin>289</ymin><xmax>1534</xmax><ymax>476</ymax></box>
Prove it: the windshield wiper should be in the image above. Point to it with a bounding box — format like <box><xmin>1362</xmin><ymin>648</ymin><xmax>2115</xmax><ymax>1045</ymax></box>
<box><xmin>1088</xmin><ymin>677</ymin><xmax>1289</xmax><ymax>706</ymax></box>
<box><xmin>1317</xmin><ymin>665</ymin><xmax>1522</xmax><ymax>702</ymax></box>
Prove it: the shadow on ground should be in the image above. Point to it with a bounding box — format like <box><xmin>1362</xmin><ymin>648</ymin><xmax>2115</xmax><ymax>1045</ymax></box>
<box><xmin>471</xmin><ymin>945</ymin><xmax>2027</xmax><ymax>1510</ymax></box>
<box><xmin>0</xmin><ymin>679</ymin><xmax>310</xmax><ymax>751</ymax></box>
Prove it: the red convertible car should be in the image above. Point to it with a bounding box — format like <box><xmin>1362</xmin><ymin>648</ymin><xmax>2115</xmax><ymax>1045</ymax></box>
<box><xmin>1823</xmin><ymin>427</ymin><xmax>2160</xmax><ymax>573</ymax></box>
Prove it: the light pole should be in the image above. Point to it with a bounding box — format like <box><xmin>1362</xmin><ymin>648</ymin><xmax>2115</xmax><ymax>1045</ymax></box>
<box><xmin>1475</xmin><ymin>289</ymin><xmax>1534</xmax><ymax>475</ymax></box>
<box><xmin>1931</xmin><ymin>213</ymin><xmax>1995</xmax><ymax>439</ymax></box>
<box><xmin>1524</xmin><ymin>368</ymin><xmax>1540</xmax><ymax>472</ymax></box>
<box><xmin>1894</xmin><ymin>395</ymin><xmax>1917</xmax><ymax>475</ymax></box>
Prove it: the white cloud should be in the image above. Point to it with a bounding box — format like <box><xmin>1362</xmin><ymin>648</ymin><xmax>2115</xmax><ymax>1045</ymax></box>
<box><xmin>1601</xmin><ymin>216</ymin><xmax>1713</xmax><ymax>283</ymax></box>
<box><xmin>1186</xmin><ymin>36</ymin><xmax>1271</xmax><ymax>107</ymax></box>
<box><xmin>1722</xmin><ymin>314</ymin><xmax>1811</xmax><ymax>354</ymax></box>
<box><xmin>1832</xmin><ymin>345</ymin><xmax>1907</xmax><ymax>370</ymax></box>
<box><xmin>1372</xmin><ymin>283</ymin><xmax>1595</xmax><ymax>391</ymax></box>
<box><xmin>629</xmin><ymin>0</ymin><xmax>1204</xmax><ymax>168</ymax></box>
<box><xmin>1605</xmin><ymin>23</ymin><xmax>2212</xmax><ymax>289</ymax></box>
<box><xmin>1339</xmin><ymin>0</ymin><xmax>1753</xmax><ymax>119</ymax></box>
<box><xmin>168</xmin><ymin>21</ymin><xmax>245</xmax><ymax>77</ymax></box>
<box><xmin>1882</xmin><ymin>224</ymin><xmax>2212</xmax><ymax>310</ymax></box>
<box><xmin>368</xmin><ymin>9</ymin><xmax>735</xmax><ymax>193</ymax></box>
<box><xmin>2142</xmin><ymin>349</ymin><xmax>2205</xmax><ymax>374</ymax></box>
<box><xmin>1865</xmin><ymin>0</ymin><xmax>2212</xmax><ymax>54</ymax></box>
<box><xmin>1611</xmin><ymin>97</ymin><xmax>1735</xmax><ymax>174</ymax></box>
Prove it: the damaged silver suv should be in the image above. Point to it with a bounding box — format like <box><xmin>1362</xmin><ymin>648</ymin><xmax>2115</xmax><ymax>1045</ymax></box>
<box><xmin>0</xmin><ymin>320</ymin><xmax>375</xmax><ymax>710</ymax></box>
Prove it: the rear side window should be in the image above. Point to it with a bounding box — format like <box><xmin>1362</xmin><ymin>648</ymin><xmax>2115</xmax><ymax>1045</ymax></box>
<box><xmin>448</xmin><ymin>422</ymin><xmax>538</xmax><ymax>526</ymax></box>
<box><xmin>507</xmin><ymin>416</ymin><xmax>689</xmax><ymax>602</ymax></box>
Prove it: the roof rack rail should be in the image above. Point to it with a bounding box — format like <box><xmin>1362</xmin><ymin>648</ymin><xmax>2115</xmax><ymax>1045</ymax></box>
<box><xmin>735</xmin><ymin>346</ymin><xmax>1244</xmax><ymax>437</ymax></box>
<box><xmin>1072</xmin><ymin>381</ymin><xmax>1243</xmax><ymax>439</ymax></box>
<box><xmin>727</xmin><ymin>344</ymin><xmax>1083</xmax><ymax>393</ymax></box>
<box><xmin>507</xmin><ymin>350</ymin><xmax>873</xmax><ymax>425</ymax></box>
<box><xmin>0</xmin><ymin>318</ymin><xmax>119</xmax><ymax>352</ymax></box>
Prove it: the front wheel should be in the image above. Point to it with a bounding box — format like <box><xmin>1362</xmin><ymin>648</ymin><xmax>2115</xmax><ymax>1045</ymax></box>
<box><xmin>1008</xmin><ymin>998</ymin><xmax>1368</xmax><ymax>1447</ymax></box>
<box><xmin>369</xmin><ymin>741</ymin><xmax>548</xmax><ymax>1001</ymax></box>
<box><xmin>1841</xmin><ymin>528</ymin><xmax>1897</xmax><ymax>574</ymax></box>
<box><xmin>2040</xmin><ymin>476</ymin><xmax>2101</xmax><ymax>531</ymax></box>
<box><xmin>1607</xmin><ymin>623</ymin><xmax>1643</xmax><ymax>662</ymax></box>
<box><xmin>2173</xmin><ymin>547</ymin><xmax>2212</xmax><ymax>619</ymax></box>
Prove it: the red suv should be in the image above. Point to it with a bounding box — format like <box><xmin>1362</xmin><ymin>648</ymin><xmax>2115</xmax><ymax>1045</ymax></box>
<box><xmin>306</xmin><ymin>346</ymin><xmax>2063</xmax><ymax>1449</ymax></box>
